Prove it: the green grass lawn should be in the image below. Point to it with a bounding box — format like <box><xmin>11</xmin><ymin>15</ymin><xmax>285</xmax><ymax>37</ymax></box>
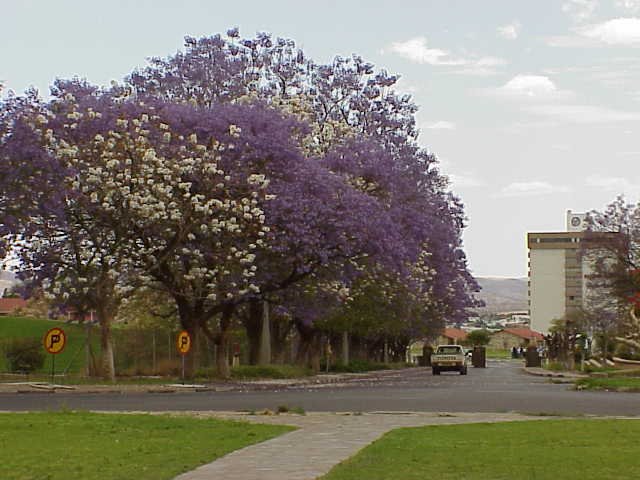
<box><xmin>486</xmin><ymin>348</ymin><xmax>512</xmax><ymax>360</ymax></box>
<box><xmin>576</xmin><ymin>377</ymin><xmax>640</xmax><ymax>391</ymax></box>
<box><xmin>0</xmin><ymin>316</ymin><xmax>98</xmax><ymax>375</ymax></box>
<box><xmin>321</xmin><ymin>419</ymin><xmax>640</xmax><ymax>480</ymax></box>
<box><xmin>0</xmin><ymin>412</ymin><xmax>294</xmax><ymax>480</ymax></box>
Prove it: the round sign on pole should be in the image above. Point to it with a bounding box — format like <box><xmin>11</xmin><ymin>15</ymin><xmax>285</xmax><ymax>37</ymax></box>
<box><xmin>43</xmin><ymin>327</ymin><xmax>67</xmax><ymax>355</ymax></box>
<box><xmin>177</xmin><ymin>330</ymin><xmax>192</xmax><ymax>356</ymax></box>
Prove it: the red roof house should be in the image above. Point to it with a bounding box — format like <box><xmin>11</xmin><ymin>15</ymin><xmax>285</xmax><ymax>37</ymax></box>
<box><xmin>437</xmin><ymin>327</ymin><xmax>468</xmax><ymax>345</ymax></box>
<box><xmin>489</xmin><ymin>327</ymin><xmax>544</xmax><ymax>350</ymax></box>
<box><xmin>502</xmin><ymin>327</ymin><xmax>545</xmax><ymax>342</ymax></box>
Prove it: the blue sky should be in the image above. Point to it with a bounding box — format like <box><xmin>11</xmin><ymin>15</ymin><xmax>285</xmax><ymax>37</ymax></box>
<box><xmin>2</xmin><ymin>0</ymin><xmax>640</xmax><ymax>277</ymax></box>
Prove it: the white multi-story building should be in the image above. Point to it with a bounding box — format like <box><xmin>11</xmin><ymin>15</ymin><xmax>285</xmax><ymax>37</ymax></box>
<box><xmin>527</xmin><ymin>211</ymin><xmax>591</xmax><ymax>333</ymax></box>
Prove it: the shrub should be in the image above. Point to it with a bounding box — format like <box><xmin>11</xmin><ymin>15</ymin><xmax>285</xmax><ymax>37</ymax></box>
<box><xmin>194</xmin><ymin>367</ymin><xmax>216</xmax><ymax>379</ymax></box>
<box><xmin>615</xmin><ymin>344</ymin><xmax>640</xmax><ymax>361</ymax></box>
<box><xmin>327</xmin><ymin>359</ymin><xmax>399</xmax><ymax>373</ymax></box>
<box><xmin>231</xmin><ymin>364</ymin><xmax>312</xmax><ymax>379</ymax></box>
<box><xmin>153</xmin><ymin>359</ymin><xmax>181</xmax><ymax>377</ymax></box>
<box><xmin>545</xmin><ymin>361</ymin><xmax>566</xmax><ymax>372</ymax></box>
<box><xmin>464</xmin><ymin>329</ymin><xmax>491</xmax><ymax>347</ymax></box>
<box><xmin>275</xmin><ymin>404</ymin><xmax>306</xmax><ymax>415</ymax></box>
<box><xmin>5</xmin><ymin>338</ymin><xmax>45</xmax><ymax>373</ymax></box>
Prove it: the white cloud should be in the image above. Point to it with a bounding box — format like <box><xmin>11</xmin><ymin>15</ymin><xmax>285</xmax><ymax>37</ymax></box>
<box><xmin>497</xmin><ymin>21</ymin><xmax>522</xmax><ymax>40</ymax></box>
<box><xmin>488</xmin><ymin>75</ymin><xmax>640</xmax><ymax>126</ymax></box>
<box><xmin>502</xmin><ymin>75</ymin><xmax>557</xmax><ymax>95</ymax></box>
<box><xmin>616</xmin><ymin>0</ymin><xmax>640</xmax><ymax>13</ymax></box>
<box><xmin>542</xmin><ymin>61</ymin><xmax>640</xmax><ymax>97</ymax></box>
<box><xmin>562</xmin><ymin>0</ymin><xmax>598</xmax><ymax>23</ymax></box>
<box><xmin>498</xmin><ymin>181</ymin><xmax>571</xmax><ymax>197</ymax></box>
<box><xmin>388</xmin><ymin>37</ymin><xmax>463</xmax><ymax>66</ymax></box>
<box><xmin>488</xmin><ymin>75</ymin><xmax>573</xmax><ymax>101</ymax></box>
<box><xmin>547</xmin><ymin>18</ymin><xmax>640</xmax><ymax>46</ymax></box>
<box><xmin>424</xmin><ymin>120</ymin><xmax>456</xmax><ymax>130</ymax></box>
<box><xmin>386</xmin><ymin>37</ymin><xmax>506</xmax><ymax>74</ymax></box>
<box><xmin>585</xmin><ymin>174</ymin><xmax>640</xmax><ymax>192</ymax></box>
<box><xmin>579</xmin><ymin>17</ymin><xmax>640</xmax><ymax>45</ymax></box>
<box><xmin>526</xmin><ymin>104</ymin><xmax>640</xmax><ymax>123</ymax></box>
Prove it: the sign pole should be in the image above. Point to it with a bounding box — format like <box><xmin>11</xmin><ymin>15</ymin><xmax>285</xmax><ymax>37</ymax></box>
<box><xmin>176</xmin><ymin>330</ymin><xmax>192</xmax><ymax>385</ymax></box>
<box><xmin>43</xmin><ymin>327</ymin><xmax>67</xmax><ymax>386</ymax></box>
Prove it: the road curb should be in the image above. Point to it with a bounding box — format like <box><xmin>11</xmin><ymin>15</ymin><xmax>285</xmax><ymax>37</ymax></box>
<box><xmin>0</xmin><ymin>367</ymin><xmax>424</xmax><ymax>395</ymax></box>
<box><xmin>522</xmin><ymin>367</ymin><xmax>586</xmax><ymax>379</ymax></box>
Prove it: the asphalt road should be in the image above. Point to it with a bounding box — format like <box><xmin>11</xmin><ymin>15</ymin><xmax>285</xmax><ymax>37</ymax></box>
<box><xmin>1</xmin><ymin>361</ymin><xmax>639</xmax><ymax>415</ymax></box>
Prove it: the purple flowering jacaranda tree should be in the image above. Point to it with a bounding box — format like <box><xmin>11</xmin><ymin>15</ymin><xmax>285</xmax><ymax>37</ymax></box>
<box><xmin>125</xmin><ymin>30</ymin><xmax>480</xmax><ymax>363</ymax></box>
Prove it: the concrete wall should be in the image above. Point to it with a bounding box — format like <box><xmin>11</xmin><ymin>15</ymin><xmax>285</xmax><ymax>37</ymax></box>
<box><xmin>529</xmin><ymin>249</ymin><xmax>566</xmax><ymax>333</ymax></box>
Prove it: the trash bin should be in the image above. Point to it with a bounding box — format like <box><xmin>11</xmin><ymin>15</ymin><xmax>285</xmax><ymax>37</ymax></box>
<box><xmin>422</xmin><ymin>345</ymin><xmax>433</xmax><ymax>367</ymax></box>
<box><xmin>472</xmin><ymin>346</ymin><xmax>486</xmax><ymax>368</ymax></box>
<box><xmin>525</xmin><ymin>346</ymin><xmax>541</xmax><ymax>367</ymax></box>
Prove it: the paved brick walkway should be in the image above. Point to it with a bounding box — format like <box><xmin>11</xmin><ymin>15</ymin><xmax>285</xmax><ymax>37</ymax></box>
<box><xmin>174</xmin><ymin>411</ymin><xmax>539</xmax><ymax>480</ymax></box>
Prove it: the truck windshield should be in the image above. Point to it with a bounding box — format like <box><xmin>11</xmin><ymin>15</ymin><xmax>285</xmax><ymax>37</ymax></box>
<box><xmin>436</xmin><ymin>347</ymin><xmax>461</xmax><ymax>354</ymax></box>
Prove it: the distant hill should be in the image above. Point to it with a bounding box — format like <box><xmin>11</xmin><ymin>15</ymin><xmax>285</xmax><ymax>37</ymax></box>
<box><xmin>474</xmin><ymin>277</ymin><xmax>528</xmax><ymax>314</ymax></box>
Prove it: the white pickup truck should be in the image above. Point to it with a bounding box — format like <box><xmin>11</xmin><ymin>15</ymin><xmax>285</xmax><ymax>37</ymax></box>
<box><xmin>430</xmin><ymin>345</ymin><xmax>468</xmax><ymax>375</ymax></box>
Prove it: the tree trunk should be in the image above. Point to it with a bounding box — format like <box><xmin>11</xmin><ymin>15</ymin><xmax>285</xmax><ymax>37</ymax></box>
<box><xmin>271</xmin><ymin>316</ymin><xmax>293</xmax><ymax>364</ymax></box>
<box><xmin>258</xmin><ymin>300</ymin><xmax>271</xmax><ymax>365</ymax></box>
<box><xmin>383</xmin><ymin>338</ymin><xmax>389</xmax><ymax>364</ymax></box>
<box><xmin>601</xmin><ymin>335</ymin><xmax>609</xmax><ymax>364</ymax></box>
<box><xmin>185</xmin><ymin>324</ymin><xmax>199</xmax><ymax>378</ymax></box>
<box><xmin>215</xmin><ymin>305</ymin><xmax>234</xmax><ymax>379</ymax></box>
<box><xmin>85</xmin><ymin>321</ymin><xmax>98</xmax><ymax>377</ymax></box>
<box><xmin>152</xmin><ymin>331</ymin><xmax>157</xmax><ymax>374</ymax></box>
<box><xmin>295</xmin><ymin>319</ymin><xmax>317</xmax><ymax>368</ymax></box>
<box><xmin>341</xmin><ymin>331</ymin><xmax>349</xmax><ymax>366</ymax></box>
<box><xmin>310</xmin><ymin>334</ymin><xmax>322</xmax><ymax>373</ymax></box>
<box><xmin>294</xmin><ymin>327</ymin><xmax>326</xmax><ymax>372</ymax></box>
<box><xmin>173</xmin><ymin>297</ymin><xmax>205</xmax><ymax>377</ymax></box>
<box><xmin>242</xmin><ymin>300</ymin><xmax>262</xmax><ymax>365</ymax></box>
<box><xmin>215</xmin><ymin>335</ymin><xmax>229</xmax><ymax>378</ymax></box>
<box><xmin>99</xmin><ymin>314</ymin><xmax>115</xmax><ymax>382</ymax></box>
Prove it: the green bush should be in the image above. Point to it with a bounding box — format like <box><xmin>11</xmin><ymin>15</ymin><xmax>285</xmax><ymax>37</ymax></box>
<box><xmin>615</xmin><ymin>344</ymin><xmax>640</xmax><ymax>361</ymax></box>
<box><xmin>327</xmin><ymin>360</ymin><xmax>402</xmax><ymax>373</ymax></box>
<box><xmin>5</xmin><ymin>338</ymin><xmax>45</xmax><ymax>373</ymax></box>
<box><xmin>544</xmin><ymin>361</ymin><xmax>567</xmax><ymax>372</ymax></box>
<box><xmin>276</xmin><ymin>404</ymin><xmax>306</xmax><ymax>415</ymax></box>
<box><xmin>230</xmin><ymin>364</ymin><xmax>312</xmax><ymax>379</ymax></box>
<box><xmin>464</xmin><ymin>329</ymin><xmax>491</xmax><ymax>346</ymax></box>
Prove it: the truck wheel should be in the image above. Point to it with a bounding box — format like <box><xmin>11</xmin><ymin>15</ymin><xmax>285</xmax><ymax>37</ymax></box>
<box><xmin>432</xmin><ymin>367</ymin><xmax>440</xmax><ymax>375</ymax></box>
<box><xmin>460</xmin><ymin>367</ymin><xmax>467</xmax><ymax>375</ymax></box>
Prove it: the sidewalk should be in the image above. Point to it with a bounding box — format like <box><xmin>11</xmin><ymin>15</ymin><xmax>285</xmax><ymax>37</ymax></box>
<box><xmin>173</xmin><ymin>411</ymin><xmax>544</xmax><ymax>480</ymax></box>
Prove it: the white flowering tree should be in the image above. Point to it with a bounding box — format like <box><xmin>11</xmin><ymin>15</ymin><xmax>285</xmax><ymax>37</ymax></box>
<box><xmin>2</xmin><ymin>81</ymin><xmax>272</xmax><ymax>378</ymax></box>
<box><xmin>1</xmin><ymin>84</ymin><xmax>128</xmax><ymax>380</ymax></box>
